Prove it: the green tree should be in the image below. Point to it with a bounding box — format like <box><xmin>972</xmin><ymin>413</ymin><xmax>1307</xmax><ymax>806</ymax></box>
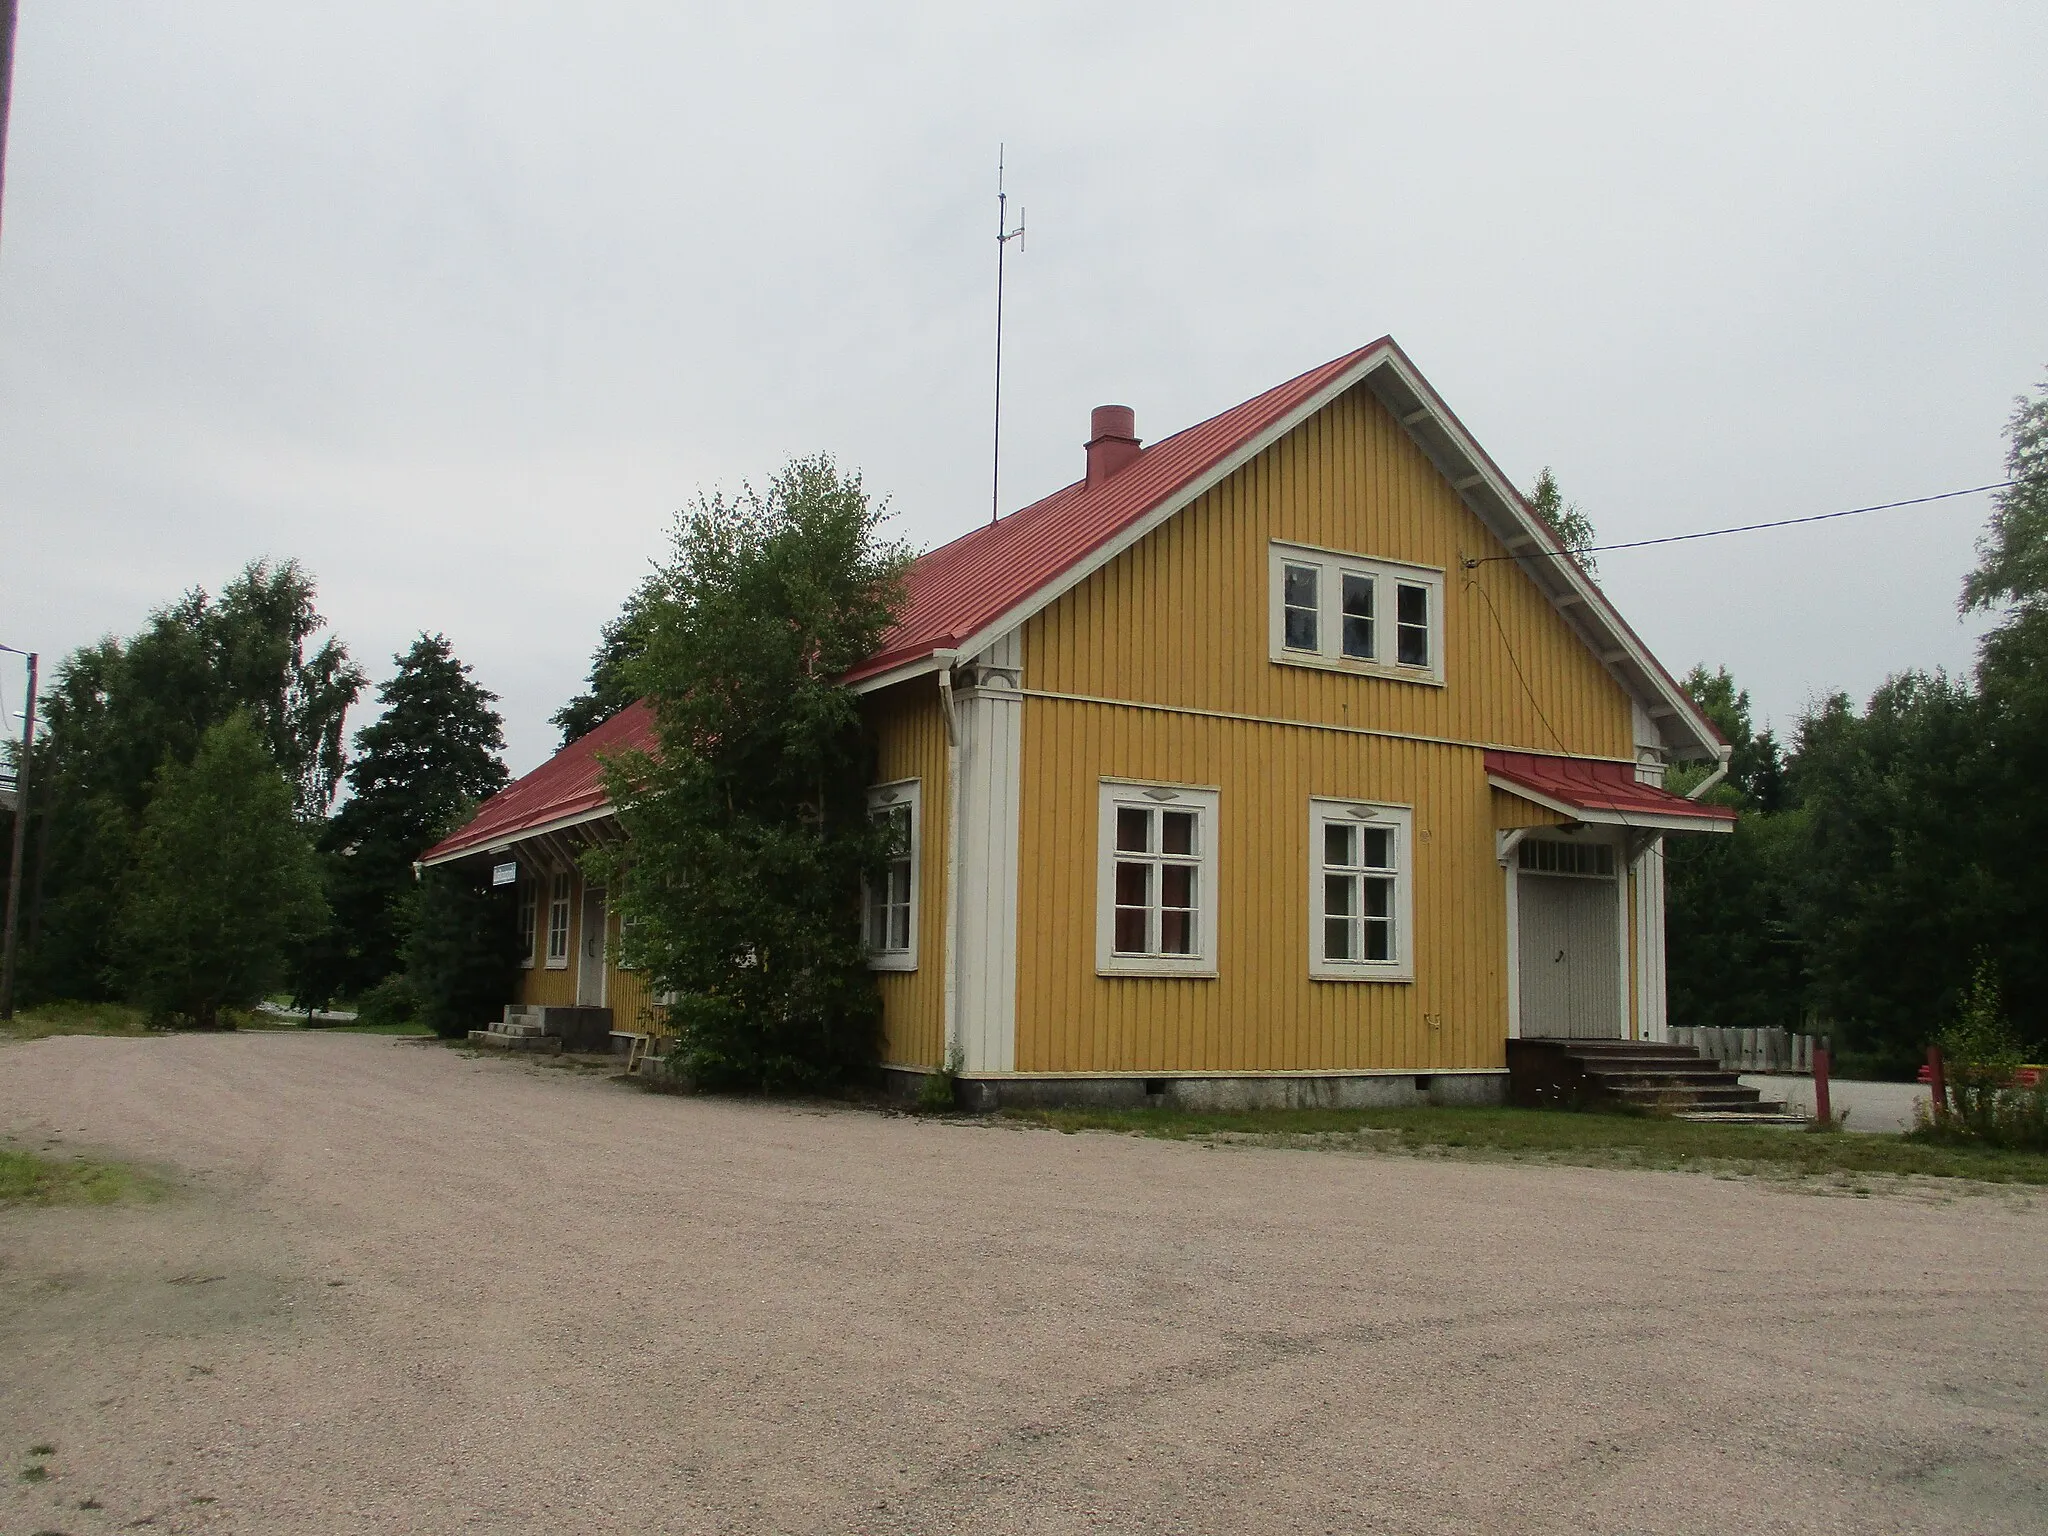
<box><xmin>595</xmin><ymin>455</ymin><xmax>911</xmax><ymax>1091</ymax></box>
<box><xmin>552</xmin><ymin>577</ymin><xmax>661</xmax><ymax>746</ymax></box>
<box><xmin>1782</xmin><ymin>674</ymin><xmax>1998</xmax><ymax>1074</ymax></box>
<box><xmin>1663</xmin><ymin>665</ymin><xmax>1805</xmax><ymax>1037</ymax></box>
<box><xmin>404</xmin><ymin>867</ymin><xmax>524</xmax><ymax>1038</ymax></box>
<box><xmin>1526</xmin><ymin>467</ymin><xmax>1599</xmax><ymax>575</ymax></box>
<box><xmin>111</xmin><ymin>713</ymin><xmax>328</xmax><ymax>1028</ymax></box>
<box><xmin>304</xmin><ymin>635</ymin><xmax>508</xmax><ymax>1002</ymax></box>
<box><xmin>1958</xmin><ymin>372</ymin><xmax>2048</xmax><ymax>1052</ymax></box>
<box><xmin>21</xmin><ymin>561</ymin><xmax>364</xmax><ymax>1003</ymax></box>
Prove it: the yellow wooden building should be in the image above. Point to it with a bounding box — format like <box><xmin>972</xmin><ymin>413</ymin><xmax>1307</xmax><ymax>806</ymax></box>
<box><xmin>423</xmin><ymin>339</ymin><xmax>1733</xmax><ymax>1103</ymax></box>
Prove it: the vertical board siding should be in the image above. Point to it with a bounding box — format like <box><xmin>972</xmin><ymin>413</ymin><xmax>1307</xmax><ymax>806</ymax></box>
<box><xmin>1025</xmin><ymin>386</ymin><xmax>1633</xmax><ymax>759</ymax></box>
<box><xmin>1013</xmin><ymin>384</ymin><xmax>1638</xmax><ymax>1075</ymax></box>
<box><xmin>863</xmin><ymin>676</ymin><xmax>951</xmax><ymax>1068</ymax></box>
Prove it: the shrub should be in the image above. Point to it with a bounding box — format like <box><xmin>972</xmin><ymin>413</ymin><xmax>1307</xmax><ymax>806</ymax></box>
<box><xmin>404</xmin><ymin>868</ymin><xmax>522</xmax><ymax>1038</ymax></box>
<box><xmin>354</xmin><ymin>974</ymin><xmax>420</xmax><ymax>1030</ymax></box>
<box><xmin>1908</xmin><ymin>959</ymin><xmax>2048</xmax><ymax>1150</ymax></box>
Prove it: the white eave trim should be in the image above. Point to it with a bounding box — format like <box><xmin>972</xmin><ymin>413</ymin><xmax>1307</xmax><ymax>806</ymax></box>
<box><xmin>847</xmin><ymin>651</ymin><xmax>952</xmax><ymax>696</ymax></box>
<box><xmin>1486</xmin><ymin>774</ymin><xmax>1734</xmax><ymax>835</ymax></box>
<box><xmin>418</xmin><ymin>803</ymin><xmax>620</xmax><ymax>867</ymax></box>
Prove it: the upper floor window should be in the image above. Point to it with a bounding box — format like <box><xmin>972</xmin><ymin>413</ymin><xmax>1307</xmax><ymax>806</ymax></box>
<box><xmin>1309</xmin><ymin>798</ymin><xmax>1415</xmax><ymax>982</ymax></box>
<box><xmin>1096</xmin><ymin>780</ymin><xmax>1220</xmax><ymax>978</ymax></box>
<box><xmin>865</xmin><ymin>780</ymin><xmax>921</xmax><ymax>971</ymax></box>
<box><xmin>1269</xmin><ymin>542</ymin><xmax>1444</xmax><ymax>685</ymax></box>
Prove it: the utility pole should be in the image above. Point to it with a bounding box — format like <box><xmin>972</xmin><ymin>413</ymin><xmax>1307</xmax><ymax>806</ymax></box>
<box><xmin>0</xmin><ymin>0</ymin><xmax>17</xmax><ymax>246</ymax></box>
<box><xmin>990</xmin><ymin>146</ymin><xmax>1024</xmax><ymax>525</ymax></box>
<box><xmin>0</xmin><ymin>4</ymin><xmax>25</xmax><ymax>1019</ymax></box>
<box><xmin>1</xmin><ymin>650</ymin><xmax>38</xmax><ymax>1018</ymax></box>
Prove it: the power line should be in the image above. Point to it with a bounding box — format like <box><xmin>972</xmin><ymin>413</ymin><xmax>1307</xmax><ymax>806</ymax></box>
<box><xmin>1463</xmin><ymin>480</ymin><xmax>2014</xmax><ymax>568</ymax></box>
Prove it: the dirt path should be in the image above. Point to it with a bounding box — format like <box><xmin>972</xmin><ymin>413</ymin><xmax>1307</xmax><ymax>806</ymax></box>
<box><xmin>1</xmin><ymin>1033</ymin><xmax>2042</xmax><ymax>1535</ymax></box>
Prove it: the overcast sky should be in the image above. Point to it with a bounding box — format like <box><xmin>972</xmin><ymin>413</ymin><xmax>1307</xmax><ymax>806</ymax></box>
<box><xmin>2</xmin><ymin>3</ymin><xmax>2043</xmax><ymax>774</ymax></box>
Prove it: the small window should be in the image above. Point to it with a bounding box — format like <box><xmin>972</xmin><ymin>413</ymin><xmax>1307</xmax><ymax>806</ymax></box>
<box><xmin>1518</xmin><ymin>839</ymin><xmax>1615</xmax><ymax>878</ymax></box>
<box><xmin>865</xmin><ymin>780</ymin><xmax>921</xmax><ymax>971</ymax></box>
<box><xmin>1396</xmin><ymin>582</ymin><xmax>1430</xmax><ymax>668</ymax></box>
<box><xmin>546</xmin><ymin>872</ymin><xmax>572</xmax><ymax>969</ymax></box>
<box><xmin>1309</xmin><ymin>799</ymin><xmax>1415</xmax><ymax>981</ymax></box>
<box><xmin>1341</xmin><ymin>572</ymin><xmax>1375</xmax><ymax>660</ymax></box>
<box><xmin>1269</xmin><ymin>543</ymin><xmax>1444</xmax><ymax>685</ymax></box>
<box><xmin>517</xmin><ymin>879</ymin><xmax>538</xmax><ymax>969</ymax></box>
<box><xmin>1097</xmin><ymin>781</ymin><xmax>1219</xmax><ymax>976</ymax></box>
<box><xmin>1282</xmin><ymin>564</ymin><xmax>1320</xmax><ymax>651</ymax></box>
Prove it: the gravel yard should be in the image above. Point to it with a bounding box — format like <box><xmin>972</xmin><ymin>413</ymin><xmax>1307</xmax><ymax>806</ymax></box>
<box><xmin>2</xmin><ymin>1033</ymin><xmax>2043</xmax><ymax>1536</ymax></box>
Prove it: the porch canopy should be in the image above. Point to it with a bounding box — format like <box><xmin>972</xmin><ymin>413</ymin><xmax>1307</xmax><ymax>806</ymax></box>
<box><xmin>1485</xmin><ymin>750</ymin><xmax>1736</xmax><ymax>834</ymax></box>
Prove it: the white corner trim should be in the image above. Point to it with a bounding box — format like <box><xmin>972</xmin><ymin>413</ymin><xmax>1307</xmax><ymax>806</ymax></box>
<box><xmin>953</xmin><ymin>632</ymin><xmax>1023</xmax><ymax>1071</ymax></box>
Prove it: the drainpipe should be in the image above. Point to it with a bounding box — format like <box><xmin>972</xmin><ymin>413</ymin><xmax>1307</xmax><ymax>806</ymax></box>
<box><xmin>934</xmin><ymin>652</ymin><xmax>963</xmax><ymax>1070</ymax></box>
<box><xmin>1685</xmin><ymin>743</ymin><xmax>1734</xmax><ymax>801</ymax></box>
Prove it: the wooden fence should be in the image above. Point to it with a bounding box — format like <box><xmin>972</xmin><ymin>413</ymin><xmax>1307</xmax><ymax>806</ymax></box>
<box><xmin>1669</xmin><ymin>1026</ymin><xmax>1818</xmax><ymax>1074</ymax></box>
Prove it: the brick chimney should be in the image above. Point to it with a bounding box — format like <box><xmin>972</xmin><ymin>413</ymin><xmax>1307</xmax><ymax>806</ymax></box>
<box><xmin>1085</xmin><ymin>405</ymin><xmax>1141</xmax><ymax>487</ymax></box>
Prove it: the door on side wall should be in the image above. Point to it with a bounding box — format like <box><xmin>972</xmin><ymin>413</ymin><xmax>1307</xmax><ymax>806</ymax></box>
<box><xmin>577</xmin><ymin>886</ymin><xmax>608</xmax><ymax>1007</ymax></box>
<box><xmin>1516</xmin><ymin>840</ymin><xmax>1622</xmax><ymax>1039</ymax></box>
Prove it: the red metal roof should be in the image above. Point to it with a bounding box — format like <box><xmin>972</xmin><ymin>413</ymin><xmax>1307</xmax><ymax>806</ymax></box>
<box><xmin>1485</xmin><ymin>750</ymin><xmax>1736</xmax><ymax>826</ymax></box>
<box><xmin>421</xmin><ymin>699</ymin><xmax>656</xmax><ymax>863</ymax></box>
<box><xmin>843</xmin><ymin>341</ymin><xmax>1387</xmax><ymax>683</ymax></box>
<box><xmin>431</xmin><ymin>340</ymin><xmax>1730</xmax><ymax>862</ymax></box>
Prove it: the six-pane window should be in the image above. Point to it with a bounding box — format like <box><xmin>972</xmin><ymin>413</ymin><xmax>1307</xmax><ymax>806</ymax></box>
<box><xmin>1309</xmin><ymin>799</ymin><xmax>1415</xmax><ymax>980</ymax></box>
<box><xmin>869</xmin><ymin>804</ymin><xmax>914</xmax><ymax>952</ymax></box>
<box><xmin>517</xmin><ymin>879</ymin><xmax>538</xmax><ymax>968</ymax></box>
<box><xmin>864</xmin><ymin>781</ymin><xmax>921</xmax><ymax>970</ymax></box>
<box><xmin>546</xmin><ymin>872</ymin><xmax>572</xmax><ymax>968</ymax></box>
<box><xmin>1112</xmin><ymin>804</ymin><xmax>1202</xmax><ymax>956</ymax></box>
<box><xmin>1322</xmin><ymin>820</ymin><xmax>1397</xmax><ymax>963</ymax></box>
<box><xmin>1097</xmin><ymin>783</ymin><xmax>1219</xmax><ymax>975</ymax></box>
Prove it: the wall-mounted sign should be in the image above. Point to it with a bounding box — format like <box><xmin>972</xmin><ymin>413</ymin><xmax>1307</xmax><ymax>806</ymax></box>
<box><xmin>492</xmin><ymin>861</ymin><xmax>518</xmax><ymax>887</ymax></box>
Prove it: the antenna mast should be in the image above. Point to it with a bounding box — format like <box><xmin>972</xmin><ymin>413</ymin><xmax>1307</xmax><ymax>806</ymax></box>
<box><xmin>991</xmin><ymin>145</ymin><xmax>1025</xmax><ymax>524</ymax></box>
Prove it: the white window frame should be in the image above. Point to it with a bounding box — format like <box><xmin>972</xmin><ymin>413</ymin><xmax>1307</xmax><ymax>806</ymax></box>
<box><xmin>864</xmin><ymin>779</ymin><xmax>921</xmax><ymax>972</ymax></box>
<box><xmin>1268</xmin><ymin>540</ymin><xmax>1445</xmax><ymax>686</ymax></box>
<box><xmin>545</xmin><ymin>871</ymin><xmax>572</xmax><ymax>970</ymax></box>
<box><xmin>1308</xmin><ymin>798</ymin><xmax>1416</xmax><ymax>982</ymax></box>
<box><xmin>1096</xmin><ymin>779</ymin><xmax>1220</xmax><ymax>978</ymax></box>
<box><xmin>516</xmin><ymin>877</ymin><xmax>538</xmax><ymax>969</ymax></box>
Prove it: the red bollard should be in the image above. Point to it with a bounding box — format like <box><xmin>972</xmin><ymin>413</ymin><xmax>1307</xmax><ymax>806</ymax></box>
<box><xmin>1927</xmin><ymin>1045</ymin><xmax>1947</xmax><ymax>1119</ymax></box>
<box><xmin>1813</xmin><ymin>1043</ymin><xmax>1833</xmax><ymax>1128</ymax></box>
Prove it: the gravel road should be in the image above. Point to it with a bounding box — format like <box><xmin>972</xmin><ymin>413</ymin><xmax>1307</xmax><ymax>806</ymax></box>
<box><xmin>2</xmin><ymin>1033</ymin><xmax>2043</xmax><ymax>1536</ymax></box>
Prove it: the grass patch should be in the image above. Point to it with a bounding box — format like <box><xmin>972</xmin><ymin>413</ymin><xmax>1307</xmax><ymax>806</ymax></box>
<box><xmin>1004</xmin><ymin>1105</ymin><xmax>2048</xmax><ymax>1186</ymax></box>
<box><xmin>1</xmin><ymin>1001</ymin><xmax>157</xmax><ymax>1040</ymax></box>
<box><xmin>326</xmin><ymin>1020</ymin><xmax>434</xmax><ymax>1037</ymax></box>
<box><xmin>0</xmin><ymin>1146</ymin><xmax>163</xmax><ymax>1207</ymax></box>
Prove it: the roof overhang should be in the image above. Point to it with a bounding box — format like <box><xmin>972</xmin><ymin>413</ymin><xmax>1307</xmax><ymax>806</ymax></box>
<box><xmin>418</xmin><ymin>803</ymin><xmax>619</xmax><ymax>868</ymax></box>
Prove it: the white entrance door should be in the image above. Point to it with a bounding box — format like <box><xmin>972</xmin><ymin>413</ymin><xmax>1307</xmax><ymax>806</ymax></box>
<box><xmin>1517</xmin><ymin>872</ymin><xmax>1622</xmax><ymax>1038</ymax></box>
<box><xmin>576</xmin><ymin>886</ymin><xmax>608</xmax><ymax>1007</ymax></box>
